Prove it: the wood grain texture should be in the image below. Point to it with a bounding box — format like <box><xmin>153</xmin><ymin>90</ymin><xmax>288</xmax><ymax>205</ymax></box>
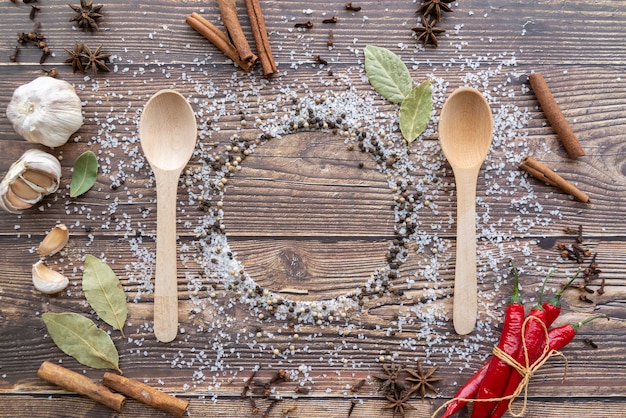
<box><xmin>1</xmin><ymin>1</ymin><xmax>626</xmax><ymax>417</ymax></box>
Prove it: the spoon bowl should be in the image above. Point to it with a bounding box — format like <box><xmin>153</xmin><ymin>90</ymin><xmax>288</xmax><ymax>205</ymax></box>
<box><xmin>140</xmin><ymin>89</ymin><xmax>197</xmax><ymax>342</ymax></box>
<box><xmin>438</xmin><ymin>87</ymin><xmax>493</xmax><ymax>335</ymax></box>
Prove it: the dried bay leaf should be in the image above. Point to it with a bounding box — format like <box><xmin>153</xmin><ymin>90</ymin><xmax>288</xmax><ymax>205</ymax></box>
<box><xmin>364</xmin><ymin>45</ymin><xmax>412</xmax><ymax>104</ymax></box>
<box><xmin>70</xmin><ymin>150</ymin><xmax>98</xmax><ymax>198</ymax></box>
<box><xmin>42</xmin><ymin>312</ymin><xmax>121</xmax><ymax>373</ymax></box>
<box><xmin>399</xmin><ymin>80</ymin><xmax>433</xmax><ymax>143</ymax></box>
<box><xmin>83</xmin><ymin>254</ymin><xmax>127</xmax><ymax>336</ymax></box>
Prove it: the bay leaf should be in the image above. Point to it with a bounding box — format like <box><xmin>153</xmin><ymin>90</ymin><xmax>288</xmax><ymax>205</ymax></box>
<box><xmin>70</xmin><ymin>150</ymin><xmax>98</xmax><ymax>198</ymax></box>
<box><xmin>83</xmin><ymin>254</ymin><xmax>127</xmax><ymax>336</ymax></box>
<box><xmin>399</xmin><ymin>80</ymin><xmax>433</xmax><ymax>144</ymax></box>
<box><xmin>364</xmin><ymin>45</ymin><xmax>412</xmax><ymax>104</ymax></box>
<box><xmin>42</xmin><ymin>312</ymin><xmax>121</xmax><ymax>373</ymax></box>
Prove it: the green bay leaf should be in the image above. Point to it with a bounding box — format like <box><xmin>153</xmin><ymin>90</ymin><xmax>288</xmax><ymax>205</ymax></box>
<box><xmin>83</xmin><ymin>254</ymin><xmax>127</xmax><ymax>336</ymax></box>
<box><xmin>399</xmin><ymin>80</ymin><xmax>433</xmax><ymax>144</ymax></box>
<box><xmin>42</xmin><ymin>312</ymin><xmax>121</xmax><ymax>373</ymax></box>
<box><xmin>70</xmin><ymin>150</ymin><xmax>98</xmax><ymax>198</ymax></box>
<box><xmin>364</xmin><ymin>45</ymin><xmax>412</xmax><ymax>104</ymax></box>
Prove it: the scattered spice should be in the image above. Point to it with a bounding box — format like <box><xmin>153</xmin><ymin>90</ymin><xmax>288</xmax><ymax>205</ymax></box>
<box><xmin>63</xmin><ymin>42</ymin><xmax>110</xmax><ymax>76</ymax></box>
<box><xmin>383</xmin><ymin>388</ymin><xmax>416</xmax><ymax>418</ymax></box>
<box><xmin>186</xmin><ymin>12</ymin><xmax>254</xmax><ymax>72</ymax></box>
<box><xmin>412</xmin><ymin>15</ymin><xmax>445</xmax><ymax>47</ymax></box>
<box><xmin>350</xmin><ymin>378</ymin><xmax>366</xmax><ymax>393</ymax></box>
<box><xmin>584</xmin><ymin>338</ymin><xmax>598</xmax><ymax>349</ymax></box>
<box><xmin>262</xmin><ymin>399</ymin><xmax>279</xmax><ymax>418</ymax></box>
<box><xmin>102</xmin><ymin>373</ymin><xmax>189</xmax><ymax>417</ymax></box>
<box><xmin>372</xmin><ymin>363</ymin><xmax>405</xmax><ymax>394</ymax></box>
<box><xmin>529</xmin><ymin>72</ymin><xmax>585</xmax><ymax>159</ymax></box>
<box><xmin>38</xmin><ymin>361</ymin><xmax>125</xmax><ymax>412</ymax></box>
<box><xmin>16</xmin><ymin>28</ymin><xmax>50</xmax><ymax>64</ymax></box>
<box><xmin>217</xmin><ymin>0</ymin><xmax>255</xmax><ymax>63</ymax></box>
<box><xmin>519</xmin><ymin>156</ymin><xmax>590</xmax><ymax>202</ymax></box>
<box><xmin>327</xmin><ymin>30</ymin><xmax>335</xmax><ymax>47</ymax></box>
<box><xmin>29</xmin><ymin>4</ymin><xmax>39</xmax><ymax>19</ymax></box>
<box><xmin>345</xmin><ymin>2</ymin><xmax>361</xmax><ymax>12</ymax></box>
<box><xmin>244</xmin><ymin>0</ymin><xmax>276</xmax><ymax>75</ymax></box>
<box><xmin>404</xmin><ymin>361</ymin><xmax>442</xmax><ymax>400</ymax></box>
<box><xmin>348</xmin><ymin>399</ymin><xmax>358</xmax><ymax>417</ymax></box>
<box><xmin>322</xmin><ymin>16</ymin><xmax>338</xmax><ymax>24</ymax></box>
<box><xmin>81</xmin><ymin>44</ymin><xmax>111</xmax><ymax>76</ymax></box>
<box><xmin>294</xmin><ymin>20</ymin><xmax>314</xmax><ymax>29</ymax></box>
<box><xmin>417</xmin><ymin>0</ymin><xmax>454</xmax><ymax>22</ymax></box>
<box><xmin>69</xmin><ymin>0</ymin><xmax>104</xmax><ymax>31</ymax></box>
<box><xmin>313</xmin><ymin>54</ymin><xmax>328</xmax><ymax>65</ymax></box>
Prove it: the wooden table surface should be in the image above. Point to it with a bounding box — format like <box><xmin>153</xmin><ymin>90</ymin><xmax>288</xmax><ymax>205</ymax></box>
<box><xmin>1</xmin><ymin>1</ymin><xmax>625</xmax><ymax>417</ymax></box>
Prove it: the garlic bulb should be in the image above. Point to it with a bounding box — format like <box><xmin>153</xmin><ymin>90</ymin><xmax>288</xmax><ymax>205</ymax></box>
<box><xmin>0</xmin><ymin>149</ymin><xmax>61</xmax><ymax>213</ymax></box>
<box><xmin>32</xmin><ymin>260</ymin><xmax>69</xmax><ymax>294</ymax></box>
<box><xmin>6</xmin><ymin>76</ymin><xmax>83</xmax><ymax>147</ymax></box>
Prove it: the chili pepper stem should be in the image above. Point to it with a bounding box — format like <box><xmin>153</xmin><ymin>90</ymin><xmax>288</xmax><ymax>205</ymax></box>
<box><xmin>538</xmin><ymin>268</ymin><xmax>557</xmax><ymax>305</ymax></box>
<box><xmin>573</xmin><ymin>314</ymin><xmax>609</xmax><ymax>331</ymax></box>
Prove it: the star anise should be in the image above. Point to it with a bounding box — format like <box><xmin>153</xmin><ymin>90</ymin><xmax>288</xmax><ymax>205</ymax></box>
<box><xmin>404</xmin><ymin>360</ymin><xmax>442</xmax><ymax>400</ymax></box>
<box><xmin>81</xmin><ymin>44</ymin><xmax>111</xmax><ymax>76</ymax></box>
<box><xmin>64</xmin><ymin>42</ymin><xmax>85</xmax><ymax>73</ymax></box>
<box><xmin>417</xmin><ymin>0</ymin><xmax>454</xmax><ymax>22</ymax></box>
<box><xmin>69</xmin><ymin>0</ymin><xmax>103</xmax><ymax>31</ymax></box>
<box><xmin>372</xmin><ymin>363</ymin><xmax>405</xmax><ymax>394</ymax></box>
<box><xmin>411</xmin><ymin>15</ymin><xmax>446</xmax><ymax>47</ymax></box>
<box><xmin>383</xmin><ymin>387</ymin><xmax>416</xmax><ymax>418</ymax></box>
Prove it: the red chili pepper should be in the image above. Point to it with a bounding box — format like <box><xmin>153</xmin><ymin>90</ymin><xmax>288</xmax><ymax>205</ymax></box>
<box><xmin>490</xmin><ymin>307</ymin><xmax>548</xmax><ymax>418</ymax></box>
<box><xmin>470</xmin><ymin>267</ymin><xmax>525</xmax><ymax>418</ymax></box>
<box><xmin>440</xmin><ymin>360</ymin><xmax>490</xmax><ymax>418</ymax></box>
<box><xmin>490</xmin><ymin>314</ymin><xmax>608</xmax><ymax>418</ymax></box>
<box><xmin>548</xmin><ymin>314</ymin><xmax>609</xmax><ymax>351</ymax></box>
<box><xmin>543</xmin><ymin>271</ymin><xmax>579</xmax><ymax>327</ymax></box>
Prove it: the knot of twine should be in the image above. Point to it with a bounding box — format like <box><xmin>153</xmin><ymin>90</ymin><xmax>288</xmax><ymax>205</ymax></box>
<box><xmin>431</xmin><ymin>315</ymin><xmax>568</xmax><ymax>418</ymax></box>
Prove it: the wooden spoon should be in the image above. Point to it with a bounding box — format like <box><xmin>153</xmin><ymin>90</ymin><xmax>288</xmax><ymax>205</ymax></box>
<box><xmin>139</xmin><ymin>90</ymin><xmax>197</xmax><ymax>342</ymax></box>
<box><xmin>438</xmin><ymin>87</ymin><xmax>493</xmax><ymax>335</ymax></box>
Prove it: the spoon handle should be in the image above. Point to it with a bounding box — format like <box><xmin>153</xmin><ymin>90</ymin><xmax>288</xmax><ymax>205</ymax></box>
<box><xmin>153</xmin><ymin>169</ymin><xmax>181</xmax><ymax>343</ymax></box>
<box><xmin>453</xmin><ymin>170</ymin><xmax>479</xmax><ymax>335</ymax></box>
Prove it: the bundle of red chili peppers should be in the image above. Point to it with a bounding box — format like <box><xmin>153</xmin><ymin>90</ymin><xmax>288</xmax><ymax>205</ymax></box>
<box><xmin>438</xmin><ymin>266</ymin><xmax>608</xmax><ymax>418</ymax></box>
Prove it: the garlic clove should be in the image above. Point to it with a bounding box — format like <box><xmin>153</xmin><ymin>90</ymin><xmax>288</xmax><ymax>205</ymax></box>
<box><xmin>0</xmin><ymin>149</ymin><xmax>61</xmax><ymax>213</ymax></box>
<box><xmin>6</xmin><ymin>77</ymin><xmax>84</xmax><ymax>148</ymax></box>
<box><xmin>32</xmin><ymin>260</ymin><xmax>69</xmax><ymax>294</ymax></box>
<box><xmin>37</xmin><ymin>224</ymin><xmax>70</xmax><ymax>256</ymax></box>
<box><xmin>21</xmin><ymin>168</ymin><xmax>58</xmax><ymax>193</ymax></box>
<box><xmin>10</xmin><ymin>177</ymin><xmax>41</xmax><ymax>201</ymax></box>
<box><xmin>3</xmin><ymin>186</ymin><xmax>36</xmax><ymax>210</ymax></box>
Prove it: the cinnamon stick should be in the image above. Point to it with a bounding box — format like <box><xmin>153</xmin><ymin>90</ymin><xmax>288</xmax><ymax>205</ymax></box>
<box><xmin>37</xmin><ymin>361</ymin><xmax>125</xmax><ymax>412</ymax></box>
<box><xmin>529</xmin><ymin>72</ymin><xmax>585</xmax><ymax>159</ymax></box>
<box><xmin>519</xmin><ymin>156</ymin><xmax>590</xmax><ymax>203</ymax></box>
<box><xmin>217</xmin><ymin>0</ymin><xmax>256</xmax><ymax>63</ymax></box>
<box><xmin>103</xmin><ymin>372</ymin><xmax>189</xmax><ymax>417</ymax></box>
<box><xmin>245</xmin><ymin>0</ymin><xmax>277</xmax><ymax>75</ymax></box>
<box><xmin>186</xmin><ymin>12</ymin><xmax>254</xmax><ymax>72</ymax></box>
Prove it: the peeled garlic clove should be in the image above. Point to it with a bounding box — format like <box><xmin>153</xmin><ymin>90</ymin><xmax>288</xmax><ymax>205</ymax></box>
<box><xmin>6</xmin><ymin>76</ymin><xmax>83</xmax><ymax>148</ymax></box>
<box><xmin>0</xmin><ymin>149</ymin><xmax>61</xmax><ymax>213</ymax></box>
<box><xmin>37</xmin><ymin>224</ymin><xmax>70</xmax><ymax>256</ymax></box>
<box><xmin>32</xmin><ymin>260</ymin><xmax>69</xmax><ymax>294</ymax></box>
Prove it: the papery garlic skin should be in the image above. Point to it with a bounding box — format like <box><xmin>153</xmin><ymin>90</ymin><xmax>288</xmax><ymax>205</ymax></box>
<box><xmin>6</xmin><ymin>76</ymin><xmax>83</xmax><ymax>148</ymax></box>
<box><xmin>32</xmin><ymin>260</ymin><xmax>69</xmax><ymax>294</ymax></box>
<box><xmin>0</xmin><ymin>149</ymin><xmax>62</xmax><ymax>213</ymax></box>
